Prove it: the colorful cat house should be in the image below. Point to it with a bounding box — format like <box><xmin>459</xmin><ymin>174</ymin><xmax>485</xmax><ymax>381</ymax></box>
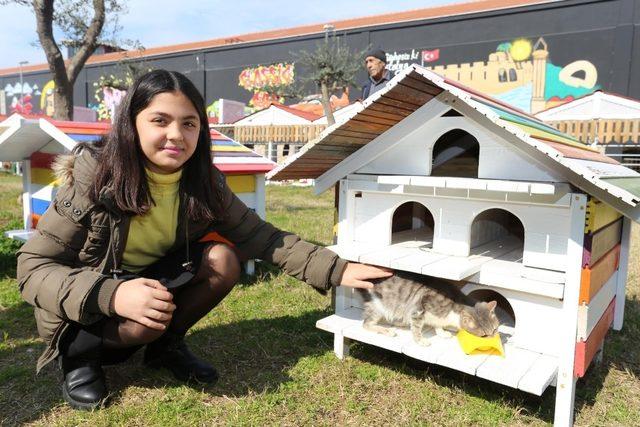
<box><xmin>0</xmin><ymin>114</ymin><xmax>275</xmax><ymax>272</ymax></box>
<box><xmin>268</xmin><ymin>64</ymin><xmax>640</xmax><ymax>426</ymax></box>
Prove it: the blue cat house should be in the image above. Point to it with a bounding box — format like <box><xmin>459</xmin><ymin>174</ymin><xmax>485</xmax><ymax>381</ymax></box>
<box><xmin>268</xmin><ymin>64</ymin><xmax>640</xmax><ymax>427</ymax></box>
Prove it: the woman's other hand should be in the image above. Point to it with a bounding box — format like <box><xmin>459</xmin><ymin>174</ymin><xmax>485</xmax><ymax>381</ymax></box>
<box><xmin>339</xmin><ymin>262</ymin><xmax>393</xmax><ymax>289</ymax></box>
<box><xmin>110</xmin><ymin>278</ymin><xmax>176</xmax><ymax>330</ymax></box>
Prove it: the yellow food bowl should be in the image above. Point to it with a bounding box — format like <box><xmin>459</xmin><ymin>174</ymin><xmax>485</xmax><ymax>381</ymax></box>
<box><xmin>457</xmin><ymin>329</ymin><xmax>504</xmax><ymax>357</ymax></box>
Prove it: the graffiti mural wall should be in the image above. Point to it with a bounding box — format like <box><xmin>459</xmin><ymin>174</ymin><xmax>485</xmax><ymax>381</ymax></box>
<box><xmin>0</xmin><ymin>1</ymin><xmax>637</xmax><ymax>119</ymax></box>
<box><xmin>237</xmin><ymin>62</ymin><xmax>295</xmax><ymax>110</ymax></box>
<box><xmin>384</xmin><ymin>37</ymin><xmax>600</xmax><ymax>114</ymax></box>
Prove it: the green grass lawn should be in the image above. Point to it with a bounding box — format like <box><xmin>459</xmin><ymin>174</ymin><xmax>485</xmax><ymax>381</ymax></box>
<box><xmin>0</xmin><ymin>172</ymin><xmax>639</xmax><ymax>426</ymax></box>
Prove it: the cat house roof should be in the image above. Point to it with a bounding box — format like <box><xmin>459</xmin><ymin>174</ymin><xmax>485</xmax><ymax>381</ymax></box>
<box><xmin>0</xmin><ymin>114</ymin><xmax>274</xmax><ymax>174</ymax></box>
<box><xmin>268</xmin><ymin>64</ymin><xmax>640</xmax><ymax>221</ymax></box>
<box><xmin>535</xmin><ymin>90</ymin><xmax>640</xmax><ymax>121</ymax></box>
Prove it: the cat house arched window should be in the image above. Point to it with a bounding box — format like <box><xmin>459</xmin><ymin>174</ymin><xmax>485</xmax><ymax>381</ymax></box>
<box><xmin>470</xmin><ymin>208</ymin><xmax>525</xmax><ymax>256</ymax></box>
<box><xmin>431</xmin><ymin>129</ymin><xmax>479</xmax><ymax>178</ymax></box>
<box><xmin>391</xmin><ymin>201</ymin><xmax>434</xmax><ymax>246</ymax></box>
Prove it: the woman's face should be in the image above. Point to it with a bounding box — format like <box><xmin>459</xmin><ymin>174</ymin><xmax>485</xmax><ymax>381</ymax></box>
<box><xmin>135</xmin><ymin>91</ymin><xmax>201</xmax><ymax>174</ymax></box>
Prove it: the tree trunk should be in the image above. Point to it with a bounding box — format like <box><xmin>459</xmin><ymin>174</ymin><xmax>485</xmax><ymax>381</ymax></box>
<box><xmin>53</xmin><ymin>80</ymin><xmax>73</xmax><ymax>120</ymax></box>
<box><xmin>33</xmin><ymin>0</ymin><xmax>105</xmax><ymax>121</ymax></box>
<box><xmin>320</xmin><ymin>81</ymin><xmax>335</xmax><ymax>126</ymax></box>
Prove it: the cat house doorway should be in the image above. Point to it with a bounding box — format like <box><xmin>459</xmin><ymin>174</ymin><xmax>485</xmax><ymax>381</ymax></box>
<box><xmin>391</xmin><ymin>201</ymin><xmax>435</xmax><ymax>245</ymax></box>
<box><xmin>466</xmin><ymin>288</ymin><xmax>516</xmax><ymax>332</ymax></box>
<box><xmin>431</xmin><ymin>129</ymin><xmax>479</xmax><ymax>178</ymax></box>
<box><xmin>470</xmin><ymin>208</ymin><xmax>524</xmax><ymax>258</ymax></box>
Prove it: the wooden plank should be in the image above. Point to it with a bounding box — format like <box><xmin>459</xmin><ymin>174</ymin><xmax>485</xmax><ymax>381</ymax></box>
<box><xmin>475</xmin><ymin>343</ymin><xmax>541</xmax><ymax>389</ymax></box>
<box><xmin>467</xmin><ymin>249</ymin><xmax>565</xmax><ymax>299</ymax></box>
<box><xmin>331</xmin><ymin>128</ymin><xmax>382</xmax><ymax>139</ymax></box>
<box><xmin>420</xmin><ymin>236</ymin><xmax>522</xmax><ymax>280</ymax></box>
<box><xmin>401</xmin><ymin>331</ymin><xmax>456</xmax><ymax>365</ymax></box>
<box><xmin>577</xmin><ymin>272</ymin><xmax>617</xmax><ymax>340</ymax></box>
<box><xmin>574</xmin><ymin>299</ymin><xmax>615</xmax><ymax>377</ymax></box>
<box><xmin>385</xmin><ymin>83</ymin><xmax>438</xmax><ymax>107</ymax></box>
<box><xmin>403</xmin><ymin>73</ymin><xmax>444</xmax><ymax>96</ymax></box>
<box><xmin>584</xmin><ymin>197</ymin><xmax>623</xmax><ymax>234</ymax></box>
<box><xmin>582</xmin><ymin>218</ymin><xmax>622</xmax><ymax>267</ymax></box>
<box><xmin>434</xmin><ymin>335</ymin><xmax>496</xmax><ymax>375</ymax></box>
<box><xmin>316</xmin><ymin>310</ymin><xmax>362</xmax><ymax>334</ymax></box>
<box><xmin>351</xmin><ymin>112</ymin><xmax>402</xmax><ymax>126</ymax></box>
<box><xmin>373</xmin><ymin>96</ymin><xmax>422</xmax><ymax>112</ymax></box>
<box><xmin>542</xmin><ymin>140</ymin><xmax>619</xmax><ymax>165</ymax></box>
<box><xmin>342</xmin><ymin>322</ymin><xmax>411</xmax><ymax>353</ymax></box>
<box><xmin>226</xmin><ymin>175</ymin><xmax>256</xmax><ymax>193</ymax></box>
<box><xmin>614</xmin><ymin>217</ymin><xmax>632</xmax><ymax>330</ymax></box>
<box><xmin>339</xmin><ymin>119</ymin><xmax>394</xmax><ymax>134</ymax></box>
<box><xmin>579</xmin><ymin>244</ymin><xmax>620</xmax><ymax>304</ymax></box>
<box><xmin>367</xmin><ymin>103</ymin><xmax>414</xmax><ymax>117</ymax></box>
<box><xmin>518</xmin><ymin>354</ymin><xmax>558</xmax><ymax>395</ymax></box>
<box><xmin>322</xmin><ymin>134</ymin><xmax>372</xmax><ymax>145</ymax></box>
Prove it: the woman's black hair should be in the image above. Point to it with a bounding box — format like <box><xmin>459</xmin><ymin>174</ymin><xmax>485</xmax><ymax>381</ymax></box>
<box><xmin>89</xmin><ymin>69</ymin><xmax>224</xmax><ymax>222</ymax></box>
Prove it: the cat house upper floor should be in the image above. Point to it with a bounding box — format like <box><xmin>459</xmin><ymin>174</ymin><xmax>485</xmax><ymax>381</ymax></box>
<box><xmin>333</xmin><ymin>174</ymin><xmax>576</xmax><ymax>298</ymax></box>
<box><xmin>355</xmin><ymin>113</ymin><xmax>563</xmax><ymax>184</ymax></box>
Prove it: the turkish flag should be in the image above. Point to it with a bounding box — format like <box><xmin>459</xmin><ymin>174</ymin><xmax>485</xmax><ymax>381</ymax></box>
<box><xmin>422</xmin><ymin>49</ymin><xmax>440</xmax><ymax>63</ymax></box>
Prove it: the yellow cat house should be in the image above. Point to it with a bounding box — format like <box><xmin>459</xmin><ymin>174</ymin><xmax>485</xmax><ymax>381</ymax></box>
<box><xmin>268</xmin><ymin>64</ymin><xmax>640</xmax><ymax>427</ymax></box>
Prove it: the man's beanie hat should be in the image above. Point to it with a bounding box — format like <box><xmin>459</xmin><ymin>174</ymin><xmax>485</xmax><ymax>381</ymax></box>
<box><xmin>366</xmin><ymin>48</ymin><xmax>386</xmax><ymax>63</ymax></box>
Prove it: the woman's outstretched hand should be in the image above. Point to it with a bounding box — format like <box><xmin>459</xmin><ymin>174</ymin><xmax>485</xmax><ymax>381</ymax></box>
<box><xmin>110</xmin><ymin>278</ymin><xmax>176</xmax><ymax>330</ymax></box>
<box><xmin>339</xmin><ymin>262</ymin><xmax>393</xmax><ymax>289</ymax></box>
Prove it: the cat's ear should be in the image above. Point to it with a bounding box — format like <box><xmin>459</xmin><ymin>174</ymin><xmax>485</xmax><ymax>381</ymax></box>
<box><xmin>486</xmin><ymin>301</ymin><xmax>497</xmax><ymax>311</ymax></box>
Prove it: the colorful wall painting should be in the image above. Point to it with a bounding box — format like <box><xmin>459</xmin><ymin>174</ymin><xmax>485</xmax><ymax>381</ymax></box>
<box><xmin>387</xmin><ymin>37</ymin><xmax>600</xmax><ymax>114</ymax></box>
<box><xmin>238</xmin><ymin>63</ymin><xmax>295</xmax><ymax>110</ymax></box>
<box><xmin>91</xmin><ymin>74</ymin><xmax>131</xmax><ymax>121</ymax></box>
<box><xmin>4</xmin><ymin>80</ymin><xmax>42</xmax><ymax>115</ymax></box>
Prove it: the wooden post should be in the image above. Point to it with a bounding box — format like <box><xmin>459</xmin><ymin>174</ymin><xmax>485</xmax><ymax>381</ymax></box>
<box><xmin>613</xmin><ymin>216</ymin><xmax>632</xmax><ymax>330</ymax></box>
<box><xmin>21</xmin><ymin>160</ymin><xmax>31</xmax><ymax>230</ymax></box>
<box><xmin>331</xmin><ymin>182</ymin><xmax>340</xmax><ymax>312</ymax></box>
<box><xmin>554</xmin><ymin>193</ymin><xmax>587</xmax><ymax>427</ymax></box>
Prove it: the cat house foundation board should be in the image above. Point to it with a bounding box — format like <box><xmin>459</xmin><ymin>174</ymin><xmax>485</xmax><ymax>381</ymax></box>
<box><xmin>0</xmin><ymin>114</ymin><xmax>275</xmax><ymax>274</ymax></box>
<box><xmin>268</xmin><ymin>64</ymin><xmax>640</xmax><ymax>426</ymax></box>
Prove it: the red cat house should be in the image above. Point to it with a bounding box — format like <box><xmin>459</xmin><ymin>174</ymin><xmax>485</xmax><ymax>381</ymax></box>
<box><xmin>268</xmin><ymin>64</ymin><xmax>640</xmax><ymax>427</ymax></box>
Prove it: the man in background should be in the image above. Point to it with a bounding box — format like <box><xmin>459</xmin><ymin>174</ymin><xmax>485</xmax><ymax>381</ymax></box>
<box><xmin>361</xmin><ymin>49</ymin><xmax>391</xmax><ymax>99</ymax></box>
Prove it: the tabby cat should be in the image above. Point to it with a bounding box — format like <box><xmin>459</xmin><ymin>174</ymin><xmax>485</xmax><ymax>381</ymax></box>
<box><xmin>358</xmin><ymin>272</ymin><xmax>500</xmax><ymax>346</ymax></box>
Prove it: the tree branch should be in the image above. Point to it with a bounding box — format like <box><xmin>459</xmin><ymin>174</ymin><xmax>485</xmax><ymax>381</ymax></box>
<box><xmin>67</xmin><ymin>0</ymin><xmax>105</xmax><ymax>82</ymax></box>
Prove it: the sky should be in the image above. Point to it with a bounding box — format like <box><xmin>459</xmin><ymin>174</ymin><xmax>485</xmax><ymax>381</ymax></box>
<box><xmin>0</xmin><ymin>0</ymin><xmax>462</xmax><ymax>69</ymax></box>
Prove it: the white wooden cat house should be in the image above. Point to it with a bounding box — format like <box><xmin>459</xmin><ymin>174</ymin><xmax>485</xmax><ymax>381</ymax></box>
<box><xmin>268</xmin><ymin>64</ymin><xmax>640</xmax><ymax>426</ymax></box>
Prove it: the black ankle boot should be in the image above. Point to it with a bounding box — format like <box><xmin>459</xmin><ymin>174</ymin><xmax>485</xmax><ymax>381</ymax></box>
<box><xmin>60</xmin><ymin>356</ymin><xmax>107</xmax><ymax>410</ymax></box>
<box><xmin>59</xmin><ymin>325</ymin><xmax>107</xmax><ymax>410</ymax></box>
<box><xmin>144</xmin><ymin>332</ymin><xmax>218</xmax><ymax>384</ymax></box>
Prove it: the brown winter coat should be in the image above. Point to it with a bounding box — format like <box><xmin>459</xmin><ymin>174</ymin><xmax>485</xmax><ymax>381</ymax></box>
<box><xmin>17</xmin><ymin>149</ymin><xmax>347</xmax><ymax>372</ymax></box>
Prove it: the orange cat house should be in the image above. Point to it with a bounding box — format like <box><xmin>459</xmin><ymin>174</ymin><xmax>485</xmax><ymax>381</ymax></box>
<box><xmin>268</xmin><ymin>64</ymin><xmax>640</xmax><ymax>427</ymax></box>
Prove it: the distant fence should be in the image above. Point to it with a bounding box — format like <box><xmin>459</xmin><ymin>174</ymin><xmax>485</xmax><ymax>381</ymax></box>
<box><xmin>546</xmin><ymin>119</ymin><xmax>640</xmax><ymax>145</ymax></box>
<box><xmin>546</xmin><ymin>119</ymin><xmax>640</xmax><ymax>170</ymax></box>
<box><xmin>213</xmin><ymin>124</ymin><xmax>327</xmax><ymax>144</ymax></box>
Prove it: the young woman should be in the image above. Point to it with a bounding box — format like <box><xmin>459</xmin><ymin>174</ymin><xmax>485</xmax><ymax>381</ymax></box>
<box><xmin>17</xmin><ymin>70</ymin><xmax>391</xmax><ymax>410</ymax></box>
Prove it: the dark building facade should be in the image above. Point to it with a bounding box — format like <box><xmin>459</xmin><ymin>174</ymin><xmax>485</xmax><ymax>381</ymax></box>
<box><xmin>1</xmin><ymin>0</ymin><xmax>639</xmax><ymax>119</ymax></box>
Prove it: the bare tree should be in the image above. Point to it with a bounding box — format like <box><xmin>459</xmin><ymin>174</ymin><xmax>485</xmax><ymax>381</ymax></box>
<box><xmin>2</xmin><ymin>0</ymin><xmax>129</xmax><ymax>120</ymax></box>
<box><xmin>293</xmin><ymin>34</ymin><xmax>366</xmax><ymax>125</ymax></box>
